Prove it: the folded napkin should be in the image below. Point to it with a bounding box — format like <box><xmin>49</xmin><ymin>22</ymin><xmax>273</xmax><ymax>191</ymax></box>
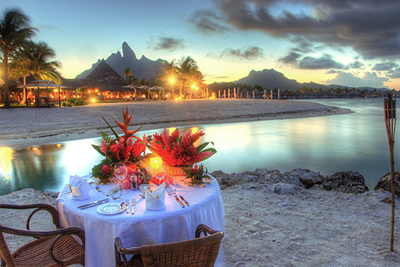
<box><xmin>69</xmin><ymin>175</ymin><xmax>90</xmax><ymax>200</ymax></box>
<box><xmin>145</xmin><ymin>182</ymin><xmax>166</xmax><ymax>210</ymax></box>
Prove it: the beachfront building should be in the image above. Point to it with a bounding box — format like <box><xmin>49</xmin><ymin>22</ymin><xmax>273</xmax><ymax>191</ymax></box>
<box><xmin>62</xmin><ymin>60</ymin><xmax>130</xmax><ymax>100</ymax></box>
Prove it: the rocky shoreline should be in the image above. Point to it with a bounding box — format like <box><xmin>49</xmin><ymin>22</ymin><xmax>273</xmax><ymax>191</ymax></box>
<box><xmin>2</xmin><ymin>168</ymin><xmax>400</xmax><ymax>266</ymax></box>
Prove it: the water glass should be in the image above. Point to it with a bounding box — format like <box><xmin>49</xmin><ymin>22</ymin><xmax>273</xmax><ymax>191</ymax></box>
<box><xmin>166</xmin><ymin>176</ymin><xmax>177</xmax><ymax>196</ymax></box>
<box><xmin>109</xmin><ymin>186</ymin><xmax>121</xmax><ymax>200</ymax></box>
<box><xmin>114</xmin><ymin>163</ymin><xmax>128</xmax><ymax>194</ymax></box>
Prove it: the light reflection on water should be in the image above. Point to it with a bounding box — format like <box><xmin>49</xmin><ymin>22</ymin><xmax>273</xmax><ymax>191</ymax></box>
<box><xmin>0</xmin><ymin>99</ymin><xmax>396</xmax><ymax>195</ymax></box>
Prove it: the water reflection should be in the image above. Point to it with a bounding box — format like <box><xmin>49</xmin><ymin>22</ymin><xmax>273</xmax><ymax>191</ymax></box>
<box><xmin>0</xmin><ymin>147</ymin><xmax>14</xmax><ymax>185</ymax></box>
<box><xmin>0</xmin><ymin>99</ymin><xmax>396</xmax><ymax>195</ymax></box>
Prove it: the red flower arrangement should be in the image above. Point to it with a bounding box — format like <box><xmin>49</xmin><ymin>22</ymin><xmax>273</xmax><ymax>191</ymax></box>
<box><xmin>91</xmin><ymin>109</ymin><xmax>150</xmax><ymax>184</ymax></box>
<box><xmin>149</xmin><ymin>128</ymin><xmax>216</xmax><ymax>167</ymax></box>
<box><xmin>183</xmin><ymin>164</ymin><xmax>209</xmax><ymax>184</ymax></box>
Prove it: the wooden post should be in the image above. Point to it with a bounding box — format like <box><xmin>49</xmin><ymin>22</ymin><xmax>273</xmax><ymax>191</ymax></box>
<box><xmin>38</xmin><ymin>87</ymin><xmax>41</xmax><ymax>108</ymax></box>
<box><xmin>58</xmin><ymin>87</ymin><xmax>61</xmax><ymax>107</ymax></box>
<box><xmin>384</xmin><ymin>93</ymin><xmax>396</xmax><ymax>251</ymax></box>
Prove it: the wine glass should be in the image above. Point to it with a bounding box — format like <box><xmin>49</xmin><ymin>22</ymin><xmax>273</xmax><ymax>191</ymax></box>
<box><xmin>114</xmin><ymin>163</ymin><xmax>127</xmax><ymax>194</ymax></box>
<box><xmin>150</xmin><ymin>159</ymin><xmax>166</xmax><ymax>185</ymax></box>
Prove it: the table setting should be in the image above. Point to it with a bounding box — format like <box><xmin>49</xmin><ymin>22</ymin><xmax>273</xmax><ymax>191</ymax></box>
<box><xmin>56</xmin><ymin>109</ymin><xmax>224</xmax><ymax>267</ymax></box>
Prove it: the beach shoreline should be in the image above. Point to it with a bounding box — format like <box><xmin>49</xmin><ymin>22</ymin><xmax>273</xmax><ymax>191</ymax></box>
<box><xmin>0</xmin><ymin>99</ymin><xmax>351</xmax><ymax>149</ymax></box>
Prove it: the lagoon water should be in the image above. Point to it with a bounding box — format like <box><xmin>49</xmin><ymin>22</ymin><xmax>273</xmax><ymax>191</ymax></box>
<box><xmin>0</xmin><ymin>99</ymin><xmax>396</xmax><ymax>195</ymax></box>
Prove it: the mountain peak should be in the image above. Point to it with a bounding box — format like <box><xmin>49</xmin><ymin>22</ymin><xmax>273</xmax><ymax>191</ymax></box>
<box><xmin>122</xmin><ymin>41</ymin><xmax>137</xmax><ymax>62</ymax></box>
<box><xmin>75</xmin><ymin>42</ymin><xmax>165</xmax><ymax>80</ymax></box>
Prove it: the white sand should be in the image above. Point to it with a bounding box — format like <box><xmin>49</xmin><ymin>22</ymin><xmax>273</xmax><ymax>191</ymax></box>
<box><xmin>0</xmin><ymin>99</ymin><xmax>349</xmax><ymax>148</ymax></box>
<box><xmin>3</xmin><ymin>99</ymin><xmax>399</xmax><ymax>266</ymax></box>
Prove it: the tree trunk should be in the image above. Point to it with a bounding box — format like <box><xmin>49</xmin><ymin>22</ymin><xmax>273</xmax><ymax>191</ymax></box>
<box><xmin>3</xmin><ymin>50</ymin><xmax>10</xmax><ymax>107</ymax></box>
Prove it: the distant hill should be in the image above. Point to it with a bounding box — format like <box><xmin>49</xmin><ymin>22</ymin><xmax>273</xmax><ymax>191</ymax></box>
<box><xmin>76</xmin><ymin>42</ymin><xmax>165</xmax><ymax>80</ymax></box>
<box><xmin>236</xmin><ymin>69</ymin><xmax>388</xmax><ymax>91</ymax></box>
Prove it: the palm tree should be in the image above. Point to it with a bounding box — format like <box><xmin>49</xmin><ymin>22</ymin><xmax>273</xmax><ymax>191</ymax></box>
<box><xmin>11</xmin><ymin>41</ymin><xmax>61</xmax><ymax>104</ymax></box>
<box><xmin>122</xmin><ymin>68</ymin><xmax>133</xmax><ymax>82</ymax></box>
<box><xmin>22</xmin><ymin>41</ymin><xmax>61</xmax><ymax>82</ymax></box>
<box><xmin>0</xmin><ymin>9</ymin><xmax>35</xmax><ymax>107</ymax></box>
<box><xmin>158</xmin><ymin>60</ymin><xmax>178</xmax><ymax>97</ymax></box>
<box><xmin>176</xmin><ymin>56</ymin><xmax>199</xmax><ymax>97</ymax></box>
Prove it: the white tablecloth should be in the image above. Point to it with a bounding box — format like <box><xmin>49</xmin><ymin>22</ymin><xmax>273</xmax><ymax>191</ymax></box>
<box><xmin>57</xmin><ymin>177</ymin><xmax>225</xmax><ymax>267</ymax></box>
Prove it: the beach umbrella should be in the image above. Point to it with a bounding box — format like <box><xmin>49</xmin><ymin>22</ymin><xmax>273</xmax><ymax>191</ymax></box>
<box><xmin>384</xmin><ymin>93</ymin><xmax>396</xmax><ymax>251</ymax></box>
<box><xmin>122</xmin><ymin>84</ymin><xmax>141</xmax><ymax>97</ymax></box>
<box><xmin>137</xmin><ymin>85</ymin><xmax>152</xmax><ymax>100</ymax></box>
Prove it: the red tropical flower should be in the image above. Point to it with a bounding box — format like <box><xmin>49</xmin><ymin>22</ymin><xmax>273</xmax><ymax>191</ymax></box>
<box><xmin>149</xmin><ymin>128</ymin><xmax>216</xmax><ymax>167</ymax></box>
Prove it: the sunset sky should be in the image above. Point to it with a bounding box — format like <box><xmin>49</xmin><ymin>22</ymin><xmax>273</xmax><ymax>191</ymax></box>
<box><xmin>1</xmin><ymin>0</ymin><xmax>399</xmax><ymax>89</ymax></box>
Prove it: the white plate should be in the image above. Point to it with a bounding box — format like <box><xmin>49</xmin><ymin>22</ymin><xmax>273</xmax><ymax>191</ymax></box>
<box><xmin>97</xmin><ymin>203</ymin><xmax>125</xmax><ymax>215</ymax></box>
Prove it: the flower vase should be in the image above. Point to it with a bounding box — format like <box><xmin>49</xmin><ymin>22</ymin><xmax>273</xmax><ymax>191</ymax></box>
<box><xmin>163</xmin><ymin>164</ymin><xmax>192</xmax><ymax>176</ymax></box>
<box><xmin>191</xmin><ymin>177</ymin><xmax>203</xmax><ymax>184</ymax></box>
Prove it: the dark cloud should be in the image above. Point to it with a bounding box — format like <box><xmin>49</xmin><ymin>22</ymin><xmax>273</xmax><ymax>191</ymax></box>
<box><xmin>372</xmin><ymin>62</ymin><xmax>398</xmax><ymax>71</ymax></box>
<box><xmin>212</xmin><ymin>0</ymin><xmax>400</xmax><ymax>59</ymax></box>
<box><xmin>221</xmin><ymin>46</ymin><xmax>264</xmax><ymax>59</ymax></box>
<box><xmin>324</xmin><ymin>71</ymin><xmax>388</xmax><ymax>88</ymax></box>
<box><xmin>148</xmin><ymin>37</ymin><xmax>185</xmax><ymax>51</ymax></box>
<box><xmin>278</xmin><ymin>52</ymin><xmax>300</xmax><ymax>65</ymax></box>
<box><xmin>279</xmin><ymin>51</ymin><xmax>365</xmax><ymax>70</ymax></box>
<box><xmin>298</xmin><ymin>54</ymin><xmax>345</xmax><ymax>69</ymax></box>
<box><xmin>189</xmin><ymin>9</ymin><xmax>229</xmax><ymax>34</ymax></box>
<box><xmin>388</xmin><ymin>68</ymin><xmax>400</xmax><ymax>79</ymax></box>
<box><xmin>347</xmin><ymin>61</ymin><xmax>365</xmax><ymax>70</ymax></box>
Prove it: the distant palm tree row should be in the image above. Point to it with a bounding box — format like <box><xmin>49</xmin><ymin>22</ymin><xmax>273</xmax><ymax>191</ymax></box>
<box><xmin>0</xmin><ymin>9</ymin><xmax>61</xmax><ymax>107</ymax></box>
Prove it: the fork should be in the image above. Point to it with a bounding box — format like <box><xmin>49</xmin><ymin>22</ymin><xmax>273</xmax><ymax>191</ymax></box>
<box><xmin>131</xmin><ymin>198</ymin><xmax>136</xmax><ymax>215</ymax></box>
<box><xmin>126</xmin><ymin>199</ymin><xmax>130</xmax><ymax>214</ymax></box>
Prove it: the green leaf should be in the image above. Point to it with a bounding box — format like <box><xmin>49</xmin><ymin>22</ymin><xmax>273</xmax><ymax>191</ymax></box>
<box><xmin>92</xmin><ymin>144</ymin><xmax>105</xmax><ymax>156</ymax></box>
<box><xmin>102</xmin><ymin>116</ymin><xmax>119</xmax><ymax>139</ymax></box>
<box><xmin>196</xmin><ymin>148</ymin><xmax>217</xmax><ymax>163</ymax></box>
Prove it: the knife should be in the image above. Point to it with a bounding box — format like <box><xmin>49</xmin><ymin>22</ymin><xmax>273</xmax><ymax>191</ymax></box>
<box><xmin>174</xmin><ymin>195</ymin><xmax>185</xmax><ymax>208</ymax></box>
<box><xmin>77</xmin><ymin>198</ymin><xmax>109</xmax><ymax>209</ymax></box>
<box><xmin>180</xmin><ymin>195</ymin><xmax>189</xmax><ymax>206</ymax></box>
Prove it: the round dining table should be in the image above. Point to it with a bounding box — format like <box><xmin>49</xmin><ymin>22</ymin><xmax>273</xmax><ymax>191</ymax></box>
<box><xmin>56</xmin><ymin>176</ymin><xmax>225</xmax><ymax>267</ymax></box>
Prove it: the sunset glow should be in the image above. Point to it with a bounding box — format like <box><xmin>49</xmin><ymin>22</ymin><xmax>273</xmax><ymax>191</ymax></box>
<box><xmin>1</xmin><ymin>0</ymin><xmax>399</xmax><ymax>89</ymax></box>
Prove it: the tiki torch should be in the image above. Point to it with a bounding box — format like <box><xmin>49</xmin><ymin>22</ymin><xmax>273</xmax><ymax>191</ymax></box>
<box><xmin>384</xmin><ymin>93</ymin><xmax>396</xmax><ymax>251</ymax></box>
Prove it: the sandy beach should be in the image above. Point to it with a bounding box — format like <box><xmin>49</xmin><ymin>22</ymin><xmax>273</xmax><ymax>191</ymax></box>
<box><xmin>2</xmin><ymin>99</ymin><xmax>400</xmax><ymax>266</ymax></box>
<box><xmin>0</xmin><ymin>99</ymin><xmax>348</xmax><ymax>148</ymax></box>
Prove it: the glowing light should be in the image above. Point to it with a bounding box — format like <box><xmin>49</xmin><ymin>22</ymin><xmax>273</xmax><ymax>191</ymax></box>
<box><xmin>0</xmin><ymin>147</ymin><xmax>14</xmax><ymax>183</ymax></box>
<box><xmin>30</xmin><ymin>147</ymin><xmax>42</xmax><ymax>155</ymax></box>
<box><xmin>91</xmin><ymin>98</ymin><xmax>96</xmax><ymax>103</ymax></box>
<box><xmin>210</xmin><ymin>93</ymin><xmax>216</xmax><ymax>99</ymax></box>
<box><xmin>170</xmin><ymin>78</ymin><xmax>174</xmax><ymax>83</ymax></box>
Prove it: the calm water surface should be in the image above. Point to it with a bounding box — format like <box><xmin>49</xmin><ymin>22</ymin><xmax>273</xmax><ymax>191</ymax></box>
<box><xmin>0</xmin><ymin>99</ymin><xmax>396</xmax><ymax>195</ymax></box>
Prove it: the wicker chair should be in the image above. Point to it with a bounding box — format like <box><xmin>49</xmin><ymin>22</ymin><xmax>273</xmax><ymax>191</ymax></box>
<box><xmin>0</xmin><ymin>203</ymin><xmax>85</xmax><ymax>267</ymax></box>
<box><xmin>115</xmin><ymin>224</ymin><xmax>224</xmax><ymax>267</ymax></box>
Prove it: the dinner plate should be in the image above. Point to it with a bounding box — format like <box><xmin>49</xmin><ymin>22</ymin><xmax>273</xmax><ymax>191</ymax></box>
<box><xmin>97</xmin><ymin>203</ymin><xmax>125</xmax><ymax>215</ymax></box>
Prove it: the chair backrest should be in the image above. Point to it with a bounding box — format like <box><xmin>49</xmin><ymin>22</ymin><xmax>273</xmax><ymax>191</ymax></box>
<box><xmin>139</xmin><ymin>231</ymin><xmax>224</xmax><ymax>267</ymax></box>
<box><xmin>0</xmin><ymin>228</ymin><xmax>16</xmax><ymax>267</ymax></box>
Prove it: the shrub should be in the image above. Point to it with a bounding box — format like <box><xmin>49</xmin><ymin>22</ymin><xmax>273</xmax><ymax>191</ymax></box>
<box><xmin>66</xmin><ymin>97</ymin><xmax>87</xmax><ymax>106</ymax></box>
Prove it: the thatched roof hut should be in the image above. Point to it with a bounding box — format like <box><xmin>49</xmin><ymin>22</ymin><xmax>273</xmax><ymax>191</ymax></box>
<box><xmin>63</xmin><ymin>60</ymin><xmax>128</xmax><ymax>91</ymax></box>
